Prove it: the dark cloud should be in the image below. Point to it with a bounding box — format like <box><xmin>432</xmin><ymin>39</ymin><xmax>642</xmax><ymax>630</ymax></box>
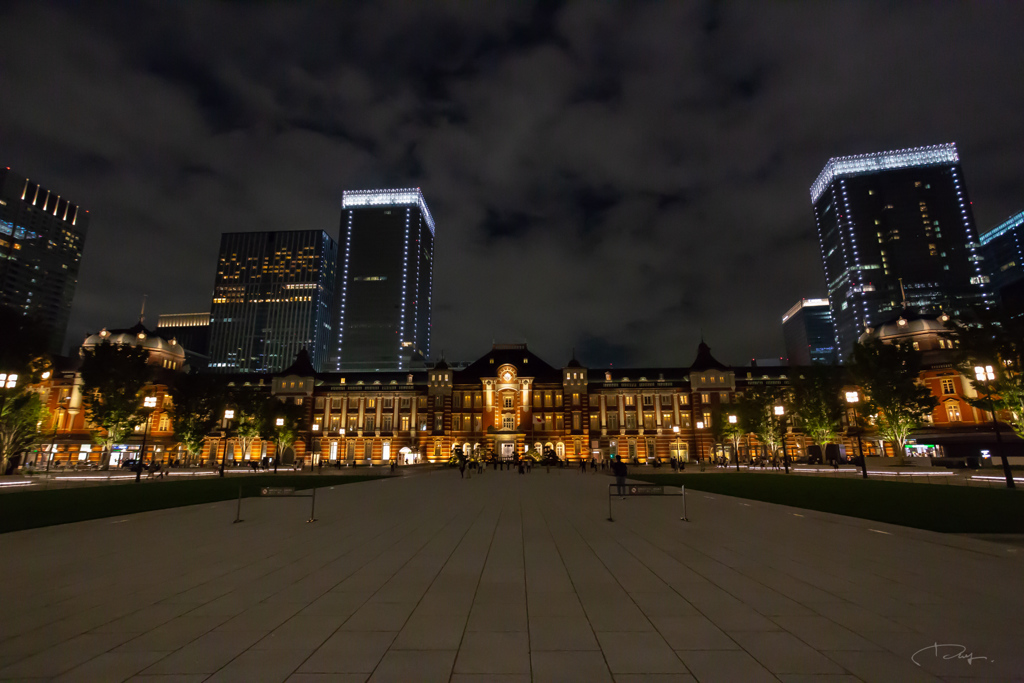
<box><xmin>2</xmin><ymin>0</ymin><xmax>1023</xmax><ymax>366</ymax></box>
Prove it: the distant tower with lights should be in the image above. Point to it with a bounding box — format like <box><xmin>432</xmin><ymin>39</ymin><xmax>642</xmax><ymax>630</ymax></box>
<box><xmin>0</xmin><ymin>167</ymin><xmax>89</xmax><ymax>354</ymax></box>
<box><xmin>335</xmin><ymin>188</ymin><xmax>434</xmax><ymax>371</ymax></box>
<box><xmin>810</xmin><ymin>143</ymin><xmax>992</xmax><ymax>363</ymax></box>
<box><xmin>207</xmin><ymin>230</ymin><xmax>337</xmax><ymax>373</ymax></box>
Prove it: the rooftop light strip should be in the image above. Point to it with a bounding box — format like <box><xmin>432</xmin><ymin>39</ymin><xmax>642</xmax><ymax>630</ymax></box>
<box><xmin>810</xmin><ymin>143</ymin><xmax>959</xmax><ymax>204</ymax></box>
<box><xmin>980</xmin><ymin>210</ymin><xmax>1024</xmax><ymax>246</ymax></box>
<box><xmin>342</xmin><ymin>188</ymin><xmax>435</xmax><ymax>235</ymax></box>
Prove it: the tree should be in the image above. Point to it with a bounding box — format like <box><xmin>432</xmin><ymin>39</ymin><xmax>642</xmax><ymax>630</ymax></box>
<box><xmin>79</xmin><ymin>340</ymin><xmax>152</xmax><ymax>468</ymax></box>
<box><xmin>266</xmin><ymin>398</ymin><xmax>304</xmax><ymax>468</ymax></box>
<box><xmin>719</xmin><ymin>407</ymin><xmax>743</xmax><ymax>466</ymax></box>
<box><xmin>224</xmin><ymin>388</ymin><xmax>269</xmax><ymax>473</ymax></box>
<box><xmin>0</xmin><ymin>388</ymin><xmax>47</xmax><ymax>474</ymax></box>
<box><xmin>707</xmin><ymin>404</ymin><xmax>735</xmax><ymax>463</ymax></box>
<box><xmin>168</xmin><ymin>373</ymin><xmax>225</xmax><ymax>465</ymax></box>
<box><xmin>789</xmin><ymin>365</ymin><xmax>845</xmax><ymax>449</ymax></box>
<box><xmin>849</xmin><ymin>339</ymin><xmax>936</xmax><ymax>459</ymax></box>
<box><xmin>735</xmin><ymin>386</ymin><xmax>784</xmax><ymax>463</ymax></box>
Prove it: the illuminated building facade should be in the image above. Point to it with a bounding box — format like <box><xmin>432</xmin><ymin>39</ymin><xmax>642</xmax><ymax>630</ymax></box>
<box><xmin>208</xmin><ymin>230</ymin><xmax>337</xmax><ymax>373</ymax></box>
<box><xmin>24</xmin><ymin>337</ymin><xmax>1011</xmax><ymax>471</ymax></box>
<box><xmin>811</xmin><ymin>143</ymin><xmax>993</xmax><ymax>362</ymax></box>
<box><xmin>335</xmin><ymin>188</ymin><xmax>434</xmax><ymax>371</ymax></box>
<box><xmin>782</xmin><ymin>298</ymin><xmax>837</xmax><ymax>365</ymax></box>
<box><xmin>980</xmin><ymin>211</ymin><xmax>1024</xmax><ymax>321</ymax></box>
<box><xmin>0</xmin><ymin>167</ymin><xmax>88</xmax><ymax>354</ymax></box>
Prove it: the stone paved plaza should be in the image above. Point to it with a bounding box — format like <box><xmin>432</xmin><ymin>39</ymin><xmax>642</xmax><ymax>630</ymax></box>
<box><xmin>2</xmin><ymin>468</ymin><xmax>1022</xmax><ymax>682</ymax></box>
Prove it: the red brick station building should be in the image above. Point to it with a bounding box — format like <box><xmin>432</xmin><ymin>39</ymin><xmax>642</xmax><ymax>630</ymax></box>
<box><xmin>26</xmin><ymin>314</ymin><xmax>1008</xmax><ymax>470</ymax></box>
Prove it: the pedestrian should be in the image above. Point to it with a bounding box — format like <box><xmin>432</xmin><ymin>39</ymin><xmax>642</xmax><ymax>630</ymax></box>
<box><xmin>612</xmin><ymin>455</ymin><xmax>628</xmax><ymax>498</ymax></box>
<box><xmin>459</xmin><ymin>460</ymin><xmax>466</xmax><ymax>478</ymax></box>
<box><xmin>517</xmin><ymin>458</ymin><xmax>525</xmax><ymax>475</ymax></box>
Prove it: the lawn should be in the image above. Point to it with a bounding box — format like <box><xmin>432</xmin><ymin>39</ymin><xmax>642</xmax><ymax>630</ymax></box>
<box><xmin>0</xmin><ymin>474</ymin><xmax>386</xmax><ymax>534</ymax></box>
<box><xmin>630</xmin><ymin>472</ymin><xmax>1024</xmax><ymax>534</ymax></box>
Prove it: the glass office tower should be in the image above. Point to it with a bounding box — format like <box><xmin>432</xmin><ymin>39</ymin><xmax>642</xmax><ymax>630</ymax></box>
<box><xmin>208</xmin><ymin>230</ymin><xmax>337</xmax><ymax>373</ymax></box>
<box><xmin>0</xmin><ymin>168</ymin><xmax>88</xmax><ymax>354</ymax></box>
<box><xmin>782</xmin><ymin>298</ymin><xmax>837</xmax><ymax>365</ymax></box>
<box><xmin>810</xmin><ymin>143</ymin><xmax>992</xmax><ymax>362</ymax></box>
<box><xmin>981</xmin><ymin>211</ymin><xmax>1024</xmax><ymax>322</ymax></box>
<box><xmin>335</xmin><ymin>188</ymin><xmax>434</xmax><ymax>371</ymax></box>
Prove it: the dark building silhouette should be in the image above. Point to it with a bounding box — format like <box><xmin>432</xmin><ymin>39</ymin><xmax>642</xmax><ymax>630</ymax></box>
<box><xmin>782</xmin><ymin>298</ymin><xmax>837</xmax><ymax>365</ymax></box>
<box><xmin>0</xmin><ymin>167</ymin><xmax>88</xmax><ymax>353</ymax></box>
<box><xmin>810</xmin><ymin>143</ymin><xmax>993</xmax><ymax>362</ymax></box>
<box><xmin>335</xmin><ymin>189</ymin><xmax>434</xmax><ymax>371</ymax></box>
<box><xmin>980</xmin><ymin>211</ymin><xmax>1024</xmax><ymax>322</ymax></box>
<box><xmin>208</xmin><ymin>230</ymin><xmax>337</xmax><ymax>373</ymax></box>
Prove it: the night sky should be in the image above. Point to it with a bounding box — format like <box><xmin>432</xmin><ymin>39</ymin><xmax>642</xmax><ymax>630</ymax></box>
<box><xmin>2</xmin><ymin>1</ymin><xmax>1023</xmax><ymax>368</ymax></box>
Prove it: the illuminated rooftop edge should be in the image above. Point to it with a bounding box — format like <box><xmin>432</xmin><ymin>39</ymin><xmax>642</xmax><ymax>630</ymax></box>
<box><xmin>810</xmin><ymin>143</ymin><xmax>959</xmax><ymax>204</ymax></box>
<box><xmin>342</xmin><ymin>188</ymin><xmax>435</xmax><ymax>235</ymax></box>
<box><xmin>782</xmin><ymin>297</ymin><xmax>830</xmax><ymax>323</ymax></box>
<box><xmin>980</xmin><ymin>210</ymin><xmax>1024</xmax><ymax>246</ymax></box>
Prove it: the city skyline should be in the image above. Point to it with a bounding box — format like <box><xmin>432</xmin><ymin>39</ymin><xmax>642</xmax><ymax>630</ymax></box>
<box><xmin>2</xmin><ymin>2</ymin><xmax>1023</xmax><ymax>366</ymax></box>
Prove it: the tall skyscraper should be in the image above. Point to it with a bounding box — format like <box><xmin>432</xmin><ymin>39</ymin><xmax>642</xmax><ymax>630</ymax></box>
<box><xmin>782</xmin><ymin>298</ymin><xmax>837</xmax><ymax>365</ymax></box>
<box><xmin>208</xmin><ymin>230</ymin><xmax>337</xmax><ymax>373</ymax></box>
<box><xmin>0</xmin><ymin>167</ymin><xmax>88</xmax><ymax>354</ymax></box>
<box><xmin>335</xmin><ymin>188</ymin><xmax>434</xmax><ymax>371</ymax></box>
<box><xmin>981</xmin><ymin>210</ymin><xmax>1024</xmax><ymax>322</ymax></box>
<box><xmin>810</xmin><ymin>143</ymin><xmax>992</xmax><ymax>362</ymax></box>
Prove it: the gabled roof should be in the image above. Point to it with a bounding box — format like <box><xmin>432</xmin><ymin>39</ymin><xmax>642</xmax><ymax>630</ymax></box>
<box><xmin>457</xmin><ymin>344</ymin><xmax>561</xmax><ymax>382</ymax></box>
<box><xmin>689</xmin><ymin>341</ymin><xmax>730</xmax><ymax>372</ymax></box>
<box><xmin>278</xmin><ymin>348</ymin><xmax>317</xmax><ymax>377</ymax></box>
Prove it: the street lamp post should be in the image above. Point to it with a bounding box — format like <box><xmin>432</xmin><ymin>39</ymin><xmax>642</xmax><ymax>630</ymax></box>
<box><xmin>845</xmin><ymin>391</ymin><xmax>868</xmax><ymax>479</ymax></box>
<box><xmin>975</xmin><ymin>365</ymin><xmax>1014</xmax><ymax>489</ymax></box>
<box><xmin>774</xmin><ymin>405</ymin><xmax>790</xmax><ymax>474</ymax></box>
<box><xmin>728</xmin><ymin>414</ymin><xmax>740</xmax><ymax>472</ymax></box>
<box><xmin>220</xmin><ymin>408</ymin><xmax>235</xmax><ymax>477</ymax></box>
<box><xmin>696</xmin><ymin>421</ymin><xmax>705</xmax><ymax>466</ymax></box>
<box><xmin>673</xmin><ymin>425</ymin><xmax>681</xmax><ymax>468</ymax></box>
<box><xmin>311</xmin><ymin>422</ymin><xmax>320</xmax><ymax>470</ymax></box>
<box><xmin>135</xmin><ymin>395</ymin><xmax>158</xmax><ymax>483</ymax></box>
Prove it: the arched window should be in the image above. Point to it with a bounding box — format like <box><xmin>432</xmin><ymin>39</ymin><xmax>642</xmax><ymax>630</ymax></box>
<box><xmin>556</xmin><ymin>442</ymin><xmax>565</xmax><ymax>459</ymax></box>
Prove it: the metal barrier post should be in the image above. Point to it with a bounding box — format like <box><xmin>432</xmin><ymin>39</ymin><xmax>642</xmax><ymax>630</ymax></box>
<box><xmin>681</xmin><ymin>485</ymin><xmax>688</xmax><ymax>521</ymax></box>
<box><xmin>233</xmin><ymin>485</ymin><xmax>243</xmax><ymax>523</ymax></box>
<box><xmin>608</xmin><ymin>484</ymin><xmax>613</xmax><ymax>522</ymax></box>
<box><xmin>308</xmin><ymin>487</ymin><xmax>317</xmax><ymax>523</ymax></box>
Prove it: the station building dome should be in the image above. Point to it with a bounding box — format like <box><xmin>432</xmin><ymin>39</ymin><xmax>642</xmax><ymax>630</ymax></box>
<box><xmin>81</xmin><ymin>321</ymin><xmax>186</xmax><ymax>371</ymax></box>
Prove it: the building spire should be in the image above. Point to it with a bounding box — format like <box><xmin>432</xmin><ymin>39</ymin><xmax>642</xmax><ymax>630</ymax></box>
<box><xmin>898</xmin><ymin>278</ymin><xmax>907</xmax><ymax>309</ymax></box>
<box><xmin>139</xmin><ymin>294</ymin><xmax>147</xmax><ymax>324</ymax></box>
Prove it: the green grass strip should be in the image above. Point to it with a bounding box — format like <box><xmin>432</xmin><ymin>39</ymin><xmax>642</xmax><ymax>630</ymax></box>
<box><xmin>0</xmin><ymin>474</ymin><xmax>386</xmax><ymax>534</ymax></box>
<box><xmin>631</xmin><ymin>472</ymin><xmax>1024</xmax><ymax>534</ymax></box>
